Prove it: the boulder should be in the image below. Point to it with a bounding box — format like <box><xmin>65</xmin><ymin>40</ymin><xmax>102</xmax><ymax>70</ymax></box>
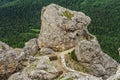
<box><xmin>0</xmin><ymin>42</ymin><xmax>18</xmax><ymax>80</ymax></box>
<box><xmin>75</xmin><ymin>36</ymin><xmax>119</xmax><ymax>79</ymax></box>
<box><xmin>0</xmin><ymin>41</ymin><xmax>12</xmax><ymax>51</ymax></box>
<box><xmin>40</xmin><ymin>47</ymin><xmax>55</xmax><ymax>55</ymax></box>
<box><xmin>38</xmin><ymin>3</ymin><xmax>91</xmax><ymax>52</ymax></box>
<box><xmin>23</xmin><ymin>38</ymin><xmax>39</xmax><ymax>57</ymax></box>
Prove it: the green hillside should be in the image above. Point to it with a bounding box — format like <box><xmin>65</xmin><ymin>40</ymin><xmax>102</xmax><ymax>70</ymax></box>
<box><xmin>0</xmin><ymin>0</ymin><xmax>120</xmax><ymax>62</ymax></box>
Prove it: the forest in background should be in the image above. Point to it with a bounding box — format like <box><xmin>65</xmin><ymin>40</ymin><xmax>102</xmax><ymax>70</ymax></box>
<box><xmin>0</xmin><ymin>0</ymin><xmax>120</xmax><ymax>62</ymax></box>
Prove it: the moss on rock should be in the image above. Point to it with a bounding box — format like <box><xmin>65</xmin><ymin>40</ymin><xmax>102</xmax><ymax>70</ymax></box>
<box><xmin>62</xmin><ymin>10</ymin><xmax>74</xmax><ymax>19</ymax></box>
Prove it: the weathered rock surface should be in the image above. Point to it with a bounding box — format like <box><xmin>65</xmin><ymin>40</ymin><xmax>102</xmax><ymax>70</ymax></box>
<box><xmin>23</xmin><ymin>38</ymin><xmax>39</xmax><ymax>57</ymax></box>
<box><xmin>38</xmin><ymin>3</ymin><xmax>91</xmax><ymax>52</ymax></box>
<box><xmin>107</xmin><ymin>65</ymin><xmax>120</xmax><ymax>80</ymax></box>
<box><xmin>8</xmin><ymin>51</ymin><xmax>103</xmax><ymax>80</ymax></box>
<box><xmin>0</xmin><ymin>41</ymin><xmax>12</xmax><ymax>51</ymax></box>
<box><xmin>0</xmin><ymin>39</ymin><xmax>39</xmax><ymax>80</ymax></box>
<box><xmin>57</xmin><ymin>71</ymin><xmax>103</xmax><ymax>80</ymax></box>
<box><xmin>40</xmin><ymin>47</ymin><xmax>55</xmax><ymax>55</ymax></box>
<box><xmin>75</xmin><ymin>36</ymin><xmax>119</xmax><ymax>79</ymax></box>
<box><xmin>8</xmin><ymin>56</ymin><xmax>61</xmax><ymax>80</ymax></box>
<box><xmin>0</xmin><ymin>41</ymin><xmax>18</xmax><ymax>80</ymax></box>
<box><xmin>0</xmin><ymin>3</ymin><xmax>120</xmax><ymax>80</ymax></box>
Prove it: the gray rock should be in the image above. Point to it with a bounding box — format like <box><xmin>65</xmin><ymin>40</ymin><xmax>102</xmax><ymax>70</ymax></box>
<box><xmin>40</xmin><ymin>47</ymin><xmax>55</xmax><ymax>55</ymax></box>
<box><xmin>23</xmin><ymin>38</ymin><xmax>39</xmax><ymax>57</ymax></box>
<box><xmin>8</xmin><ymin>72</ymin><xmax>24</xmax><ymax>80</ymax></box>
<box><xmin>14</xmin><ymin>48</ymin><xmax>26</xmax><ymax>61</ymax></box>
<box><xmin>0</xmin><ymin>41</ymin><xmax>12</xmax><ymax>51</ymax></box>
<box><xmin>0</xmin><ymin>42</ymin><xmax>18</xmax><ymax>80</ymax></box>
<box><xmin>38</xmin><ymin>3</ymin><xmax>91</xmax><ymax>52</ymax></box>
<box><xmin>0</xmin><ymin>39</ymin><xmax>39</xmax><ymax>80</ymax></box>
<box><xmin>107</xmin><ymin>65</ymin><xmax>120</xmax><ymax>80</ymax></box>
<box><xmin>75</xmin><ymin>38</ymin><xmax>119</xmax><ymax>79</ymax></box>
<box><xmin>57</xmin><ymin>71</ymin><xmax>103</xmax><ymax>80</ymax></box>
<box><xmin>8</xmin><ymin>56</ymin><xmax>59</xmax><ymax>80</ymax></box>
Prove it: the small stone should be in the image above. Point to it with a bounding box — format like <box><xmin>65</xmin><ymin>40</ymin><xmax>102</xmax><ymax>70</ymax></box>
<box><xmin>40</xmin><ymin>47</ymin><xmax>55</xmax><ymax>55</ymax></box>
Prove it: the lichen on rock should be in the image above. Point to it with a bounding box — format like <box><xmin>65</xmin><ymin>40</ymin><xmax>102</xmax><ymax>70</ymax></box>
<box><xmin>61</xmin><ymin>10</ymin><xmax>74</xmax><ymax>19</ymax></box>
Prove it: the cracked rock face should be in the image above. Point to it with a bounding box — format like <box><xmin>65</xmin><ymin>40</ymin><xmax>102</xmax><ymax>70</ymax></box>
<box><xmin>75</xmin><ymin>36</ymin><xmax>119</xmax><ymax>79</ymax></box>
<box><xmin>38</xmin><ymin>3</ymin><xmax>91</xmax><ymax>52</ymax></box>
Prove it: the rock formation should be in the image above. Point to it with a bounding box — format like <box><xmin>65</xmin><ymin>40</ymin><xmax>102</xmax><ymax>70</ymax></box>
<box><xmin>0</xmin><ymin>3</ymin><xmax>120</xmax><ymax>80</ymax></box>
<box><xmin>38</xmin><ymin>4</ymin><xmax>91</xmax><ymax>52</ymax></box>
<box><xmin>107</xmin><ymin>65</ymin><xmax>120</xmax><ymax>80</ymax></box>
<box><xmin>8</xmin><ymin>56</ymin><xmax>61</xmax><ymax>80</ymax></box>
<box><xmin>75</xmin><ymin>39</ymin><xmax>119</xmax><ymax>79</ymax></box>
<box><xmin>23</xmin><ymin>38</ymin><xmax>39</xmax><ymax>57</ymax></box>
<box><xmin>0</xmin><ymin>41</ymin><xmax>18</xmax><ymax>80</ymax></box>
<box><xmin>0</xmin><ymin>38</ymin><xmax>39</xmax><ymax>80</ymax></box>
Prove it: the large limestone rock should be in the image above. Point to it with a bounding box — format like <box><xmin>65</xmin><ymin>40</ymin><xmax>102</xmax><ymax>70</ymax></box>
<box><xmin>38</xmin><ymin>3</ymin><xmax>91</xmax><ymax>52</ymax></box>
<box><xmin>75</xmin><ymin>33</ymin><xmax>119</xmax><ymax>79</ymax></box>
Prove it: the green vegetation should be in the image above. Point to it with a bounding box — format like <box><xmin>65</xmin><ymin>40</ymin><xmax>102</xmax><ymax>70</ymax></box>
<box><xmin>0</xmin><ymin>0</ymin><xmax>120</xmax><ymax>62</ymax></box>
<box><xmin>62</xmin><ymin>10</ymin><xmax>74</xmax><ymax>19</ymax></box>
<box><xmin>69</xmin><ymin>50</ymin><xmax>78</xmax><ymax>62</ymax></box>
<box><xmin>56</xmin><ymin>75</ymin><xmax>64</xmax><ymax>80</ymax></box>
<box><xmin>65</xmin><ymin>78</ymin><xmax>73</xmax><ymax>80</ymax></box>
<box><xmin>67</xmin><ymin>52</ymin><xmax>88</xmax><ymax>73</ymax></box>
